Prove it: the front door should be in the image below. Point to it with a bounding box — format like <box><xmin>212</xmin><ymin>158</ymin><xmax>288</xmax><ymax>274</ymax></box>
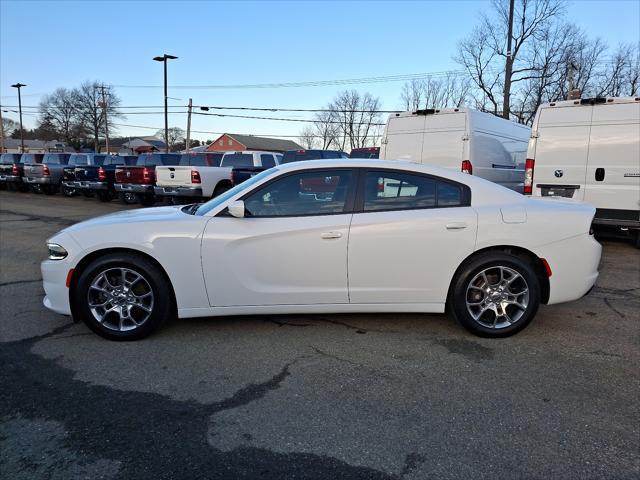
<box><xmin>201</xmin><ymin>168</ymin><xmax>356</xmax><ymax>307</ymax></box>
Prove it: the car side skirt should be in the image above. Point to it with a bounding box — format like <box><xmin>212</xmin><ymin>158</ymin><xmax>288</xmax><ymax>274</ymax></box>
<box><xmin>177</xmin><ymin>303</ymin><xmax>445</xmax><ymax>318</ymax></box>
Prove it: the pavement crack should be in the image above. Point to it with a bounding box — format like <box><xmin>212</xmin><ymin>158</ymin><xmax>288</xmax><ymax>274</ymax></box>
<box><xmin>0</xmin><ymin>279</ymin><xmax>41</xmax><ymax>288</ymax></box>
<box><xmin>263</xmin><ymin>317</ymin><xmax>312</xmax><ymax>328</ymax></box>
<box><xmin>603</xmin><ymin>297</ymin><xmax>625</xmax><ymax>318</ymax></box>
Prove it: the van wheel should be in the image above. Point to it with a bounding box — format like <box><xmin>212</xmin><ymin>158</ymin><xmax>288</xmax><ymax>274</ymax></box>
<box><xmin>72</xmin><ymin>253</ymin><xmax>174</xmax><ymax>341</ymax></box>
<box><xmin>447</xmin><ymin>253</ymin><xmax>540</xmax><ymax>338</ymax></box>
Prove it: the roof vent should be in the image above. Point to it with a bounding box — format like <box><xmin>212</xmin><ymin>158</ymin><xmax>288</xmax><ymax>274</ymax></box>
<box><xmin>414</xmin><ymin>109</ymin><xmax>436</xmax><ymax>115</ymax></box>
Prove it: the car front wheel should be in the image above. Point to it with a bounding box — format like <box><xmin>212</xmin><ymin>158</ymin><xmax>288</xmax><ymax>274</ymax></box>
<box><xmin>72</xmin><ymin>253</ymin><xmax>174</xmax><ymax>340</ymax></box>
<box><xmin>448</xmin><ymin>253</ymin><xmax>540</xmax><ymax>338</ymax></box>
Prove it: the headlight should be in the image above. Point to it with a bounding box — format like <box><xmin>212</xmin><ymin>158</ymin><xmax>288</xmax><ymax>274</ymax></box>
<box><xmin>47</xmin><ymin>243</ymin><xmax>68</xmax><ymax>260</ymax></box>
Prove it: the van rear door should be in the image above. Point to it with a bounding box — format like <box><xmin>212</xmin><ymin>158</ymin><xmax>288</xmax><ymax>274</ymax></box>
<box><xmin>381</xmin><ymin>114</ymin><xmax>426</xmax><ymax>161</ymax></box>
<box><xmin>533</xmin><ymin>105</ymin><xmax>592</xmax><ymax>200</ymax></box>
<box><xmin>584</xmin><ymin>101</ymin><xmax>640</xmax><ymax>220</ymax></box>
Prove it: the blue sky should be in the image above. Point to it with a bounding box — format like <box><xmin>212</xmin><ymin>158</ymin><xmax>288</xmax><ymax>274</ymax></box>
<box><xmin>1</xmin><ymin>0</ymin><xmax>639</xmax><ymax>142</ymax></box>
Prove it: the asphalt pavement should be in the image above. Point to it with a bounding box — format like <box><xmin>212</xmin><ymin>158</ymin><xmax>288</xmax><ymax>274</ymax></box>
<box><xmin>1</xmin><ymin>190</ymin><xmax>638</xmax><ymax>480</ymax></box>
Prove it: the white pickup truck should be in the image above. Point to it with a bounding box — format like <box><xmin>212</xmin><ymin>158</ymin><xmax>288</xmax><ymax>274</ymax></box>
<box><xmin>155</xmin><ymin>151</ymin><xmax>281</xmax><ymax>201</ymax></box>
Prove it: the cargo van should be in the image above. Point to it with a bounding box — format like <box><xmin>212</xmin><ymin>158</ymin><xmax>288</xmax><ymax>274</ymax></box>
<box><xmin>380</xmin><ymin>108</ymin><xmax>530</xmax><ymax>191</ymax></box>
<box><xmin>525</xmin><ymin>97</ymin><xmax>640</xmax><ymax>245</ymax></box>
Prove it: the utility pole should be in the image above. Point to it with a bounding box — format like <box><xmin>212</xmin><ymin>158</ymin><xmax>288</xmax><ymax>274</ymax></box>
<box><xmin>502</xmin><ymin>0</ymin><xmax>515</xmax><ymax>119</ymax></box>
<box><xmin>11</xmin><ymin>83</ymin><xmax>26</xmax><ymax>153</ymax></box>
<box><xmin>186</xmin><ymin>98</ymin><xmax>192</xmax><ymax>152</ymax></box>
<box><xmin>0</xmin><ymin>105</ymin><xmax>5</xmax><ymax>153</ymax></box>
<box><xmin>153</xmin><ymin>54</ymin><xmax>178</xmax><ymax>153</ymax></box>
<box><xmin>99</xmin><ymin>85</ymin><xmax>110</xmax><ymax>154</ymax></box>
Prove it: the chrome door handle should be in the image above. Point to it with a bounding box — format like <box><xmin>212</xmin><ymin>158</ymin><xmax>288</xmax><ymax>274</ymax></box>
<box><xmin>446</xmin><ymin>222</ymin><xmax>468</xmax><ymax>230</ymax></box>
<box><xmin>321</xmin><ymin>231</ymin><xmax>342</xmax><ymax>239</ymax></box>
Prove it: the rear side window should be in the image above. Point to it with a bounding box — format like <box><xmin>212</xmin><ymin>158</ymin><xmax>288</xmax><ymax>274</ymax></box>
<box><xmin>222</xmin><ymin>153</ymin><xmax>254</xmax><ymax>167</ymax></box>
<box><xmin>260</xmin><ymin>154</ymin><xmax>276</xmax><ymax>168</ymax></box>
<box><xmin>93</xmin><ymin>155</ymin><xmax>108</xmax><ymax>166</ymax></box>
<box><xmin>206</xmin><ymin>153</ymin><xmax>223</xmax><ymax>167</ymax></box>
<box><xmin>181</xmin><ymin>154</ymin><xmax>205</xmax><ymax>166</ymax></box>
<box><xmin>362</xmin><ymin>171</ymin><xmax>467</xmax><ymax>212</ymax></box>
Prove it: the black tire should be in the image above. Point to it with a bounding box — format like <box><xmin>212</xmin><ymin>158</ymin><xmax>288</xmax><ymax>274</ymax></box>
<box><xmin>42</xmin><ymin>184</ymin><xmax>57</xmax><ymax>195</ymax></box>
<box><xmin>5</xmin><ymin>182</ymin><xmax>16</xmax><ymax>192</ymax></box>
<box><xmin>82</xmin><ymin>190</ymin><xmax>94</xmax><ymax>198</ymax></box>
<box><xmin>447</xmin><ymin>252</ymin><xmax>541</xmax><ymax>338</ymax></box>
<box><xmin>17</xmin><ymin>183</ymin><xmax>29</xmax><ymax>193</ymax></box>
<box><xmin>62</xmin><ymin>185</ymin><xmax>76</xmax><ymax>197</ymax></box>
<box><xmin>97</xmin><ymin>190</ymin><xmax>114</xmax><ymax>202</ymax></box>
<box><xmin>212</xmin><ymin>182</ymin><xmax>231</xmax><ymax>198</ymax></box>
<box><xmin>137</xmin><ymin>193</ymin><xmax>156</xmax><ymax>207</ymax></box>
<box><xmin>72</xmin><ymin>253</ymin><xmax>174</xmax><ymax>341</ymax></box>
<box><xmin>631</xmin><ymin>230</ymin><xmax>640</xmax><ymax>249</ymax></box>
<box><xmin>119</xmin><ymin>192</ymin><xmax>138</xmax><ymax>204</ymax></box>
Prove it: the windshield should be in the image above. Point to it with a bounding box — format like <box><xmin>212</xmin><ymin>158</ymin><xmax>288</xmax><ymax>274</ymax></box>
<box><xmin>195</xmin><ymin>168</ymin><xmax>276</xmax><ymax>216</ymax></box>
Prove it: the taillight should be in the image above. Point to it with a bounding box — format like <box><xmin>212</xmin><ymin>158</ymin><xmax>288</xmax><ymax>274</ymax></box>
<box><xmin>524</xmin><ymin>159</ymin><xmax>535</xmax><ymax>194</ymax></box>
<box><xmin>191</xmin><ymin>170</ymin><xmax>201</xmax><ymax>184</ymax></box>
<box><xmin>11</xmin><ymin>164</ymin><xmax>19</xmax><ymax>175</ymax></box>
<box><xmin>377</xmin><ymin>177</ymin><xmax>384</xmax><ymax>192</ymax></box>
<box><xmin>43</xmin><ymin>165</ymin><xmax>50</xmax><ymax>176</ymax></box>
<box><xmin>143</xmin><ymin>167</ymin><xmax>152</xmax><ymax>183</ymax></box>
<box><xmin>230</xmin><ymin>170</ymin><xmax>235</xmax><ymax>185</ymax></box>
<box><xmin>98</xmin><ymin>166</ymin><xmax>106</xmax><ymax>181</ymax></box>
<box><xmin>461</xmin><ymin>160</ymin><xmax>473</xmax><ymax>175</ymax></box>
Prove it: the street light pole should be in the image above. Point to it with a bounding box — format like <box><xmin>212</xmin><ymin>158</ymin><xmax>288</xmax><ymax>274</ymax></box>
<box><xmin>11</xmin><ymin>83</ymin><xmax>26</xmax><ymax>153</ymax></box>
<box><xmin>153</xmin><ymin>54</ymin><xmax>178</xmax><ymax>153</ymax></box>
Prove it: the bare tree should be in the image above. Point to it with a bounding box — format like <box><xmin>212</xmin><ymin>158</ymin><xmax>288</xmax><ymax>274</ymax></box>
<box><xmin>595</xmin><ymin>43</ymin><xmax>640</xmax><ymax>97</ymax></box>
<box><xmin>38</xmin><ymin>88</ymin><xmax>86</xmax><ymax>145</ymax></box>
<box><xmin>1</xmin><ymin>117</ymin><xmax>18</xmax><ymax>137</ymax></box>
<box><xmin>156</xmin><ymin>127</ymin><xmax>185</xmax><ymax>150</ymax></box>
<box><xmin>330</xmin><ymin>90</ymin><xmax>382</xmax><ymax>150</ymax></box>
<box><xmin>457</xmin><ymin>0</ymin><xmax>566</xmax><ymax>119</ymax></box>
<box><xmin>77</xmin><ymin>81</ymin><xmax>123</xmax><ymax>152</ymax></box>
<box><xmin>298</xmin><ymin>125</ymin><xmax>317</xmax><ymax>149</ymax></box>
<box><xmin>311</xmin><ymin>110</ymin><xmax>340</xmax><ymax>150</ymax></box>
<box><xmin>400</xmin><ymin>75</ymin><xmax>471</xmax><ymax>110</ymax></box>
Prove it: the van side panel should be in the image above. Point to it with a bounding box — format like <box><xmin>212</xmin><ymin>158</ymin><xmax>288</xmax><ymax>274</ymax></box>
<box><xmin>585</xmin><ymin>102</ymin><xmax>640</xmax><ymax>219</ymax></box>
<box><xmin>532</xmin><ymin>105</ymin><xmax>593</xmax><ymax>201</ymax></box>
<box><xmin>381</xmin><ymin>115</ymin><xmax>426</xmax><ymax>161</ymax></box>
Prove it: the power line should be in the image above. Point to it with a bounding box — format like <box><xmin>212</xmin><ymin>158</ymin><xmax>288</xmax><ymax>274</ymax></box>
<box><xmin>193</xmin><ymin>111</ymin><xmax>385</xmax><ymax>125</ymax></box>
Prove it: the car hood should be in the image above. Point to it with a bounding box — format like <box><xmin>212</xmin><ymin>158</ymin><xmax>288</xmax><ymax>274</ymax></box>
<box><xmin>63</xmin><ymin>206</ymin><xmax>186</xmax><ymax>232</ymax></box>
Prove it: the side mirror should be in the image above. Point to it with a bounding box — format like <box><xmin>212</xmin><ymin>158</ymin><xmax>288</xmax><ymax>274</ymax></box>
<box><xmin>227</xmin><ymin>200</ymin><xmax>245</xmax><ymax>218</ymax></box>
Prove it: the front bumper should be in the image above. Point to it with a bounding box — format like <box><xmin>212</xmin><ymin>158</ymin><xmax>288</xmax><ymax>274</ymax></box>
<box><xmin>115</xmin><ymin>183</ymin><xmax>154</xmax><ymax>194</ymax></box>
<box><xmin>154</xmin><ymin>186</ymin><xmax>203</xmax><ymax>197</ymax></box>
<box><xmin>0</xmin><ymin>174</ymin><xmax>22</xmax><ymax>183</ymax></box>
<box><xmin>24</xmin><ymin>176</ymin><xmax>52</xmax><ymax>185</ymax></box>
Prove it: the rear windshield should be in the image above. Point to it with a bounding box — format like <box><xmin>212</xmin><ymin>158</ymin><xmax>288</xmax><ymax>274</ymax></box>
<box><xmin>105</xmin><ymin>156</ymin><xmax>137</xmax><ymax>166</ymax></box>
<box><xmin>180</xmin><ymin>153</ymin><xmax>223</xmax><ymax>167</ymax></box>
<box><xmin>221</xmin><ymin>153</ymin><xmax>254</xmax><ymax>167</ymax></box>
<box><xmin>43</xmin><ymin>154</ymin><xmax>71</xmax><ymax>164</ymax></box>
<box><xmin>0</xmin><ymin>154</ymin><xmax>22</xmax><ymax>164</ymax></box>
<box><xmin>69</xmin><ymin>154</ymin><xmax>89</xmax><ymax>165</ymax></box>
<box><xmin>20</xmin><ymin>154</ymin><xmax>42</xmax><ymax>164</ymax></box>
<box><xmin>136</xmin><ymin>154</ymin><xmax>181</xmax><ymax>166</ymax></box>
<box><xmin>281</xmin><ymin>150</ymin><xmax>344</xmax><ymax>163</ymax></box>
<box><xmin>350</xmin><ymin>148</ymin><xmax>380</xmax><ymax>159</ymax></box>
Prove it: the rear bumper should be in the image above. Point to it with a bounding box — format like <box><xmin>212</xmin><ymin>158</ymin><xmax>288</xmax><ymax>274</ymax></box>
<box><xmin>536</xmin><ymin>234</ymin><xmax>602</xmax><ymax>305</ymax></box>
<box><xmin>154</xmin><ymin>186</ymin><xmax>203</xmax><ymax>197</ymax></box>
<box><xmin>62</xmin><ymin>180</ymin><xmax>80</xmax><ymax>188</ymax></box>
<box><xmin>24</xmin><ymin>176</ymin><xmax>52</xmax><ymax>185</ymax></box>
<box><xmin>0</xmin><ymin>175</ymin><xmax>22</xmax><ymax>183</ymax></box>
<box><xmin>115</xmin><ymin>183</ymin><xmax>154</xmax><ymax>194</ymax></box>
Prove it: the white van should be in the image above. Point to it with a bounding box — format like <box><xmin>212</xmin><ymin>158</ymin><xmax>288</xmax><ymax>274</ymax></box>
<box><xmin>380</xmin><ymin>108</ymin><xmax>530</xmax><ymax>191</ymax></box>
<box><xmin>525</xmin><ymin>97</ymin><xmax>640</xmax><ymax>244</ymax></box>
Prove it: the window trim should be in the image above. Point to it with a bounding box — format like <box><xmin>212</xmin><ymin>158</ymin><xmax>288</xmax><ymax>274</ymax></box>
<box><xmin>218</xmin><ymin>167</ymin><xmax>358</xmax><ymax>218</ymax></box>
<box><xmin>354</xmin><ymin>168</ymin><xmax>471</xmax><ymax>213</ymax></box>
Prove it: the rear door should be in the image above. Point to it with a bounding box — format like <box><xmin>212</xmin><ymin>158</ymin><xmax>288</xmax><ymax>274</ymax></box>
<box><xmin>381</xmin><ymin>114</ymin><xmax>426</xmax><ymax>161</ymax></box>
<box><xmin>584</xmin><ymin>102</ymin><xmax>640</xmax><ymax>215</ymax></box>
<box><xmin>420</xmin><ymin>111</ymin><xmax>466</xmax><ymax>169</ymax></box>
<box><xmin>348</xmin><ymin>169</ymin><xmax>477</xmax><ymax>305</ymax></box>
<box><xmin>533</xmin><ymin>105</ymin><xmax>592</xmax><ymax>200</ymax></box>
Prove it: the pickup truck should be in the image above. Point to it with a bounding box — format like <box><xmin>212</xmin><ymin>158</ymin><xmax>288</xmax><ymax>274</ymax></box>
<box><xmin>154</xmin><ymin>152</ymin><xmax>229</xmax><ymax>202</ymax></box>
<box><xmin>115</xmin><ymin>153</ymin><xmax>181</xmax><ymax>206</ymax></box>
<box><xmin>224</xmin><ymin>151</ymin><xmax>281</xmax><ymax>186</ymax></box>
<box><xmin>62</xmin><ymin>153</ymin><xmax>110</xmax><ymax>197</ymax></box>
<box><xmin>22</xmin><ymin>153</ymin><xmax>72</xmax><ymax>195</ymax></box>
<box><xmin>72</xmin><ymin>155</ymin><xmax>138</xmax><ymax>202</ymax></box>
<box><xmin>280</xmin><ymin>149</ymin><xmax>347</xmax><ymax>164</ymax></box>
<box><xmin>0</xmin><ymin>153</ymin><xmax>35</xmax><ymax>191</ymax></box>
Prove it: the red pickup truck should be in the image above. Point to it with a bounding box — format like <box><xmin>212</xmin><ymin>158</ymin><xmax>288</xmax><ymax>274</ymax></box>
<box><xmin>114</xmin><ymin>153</ymin><xmax>181</xmax><ymax>205</ymax></box>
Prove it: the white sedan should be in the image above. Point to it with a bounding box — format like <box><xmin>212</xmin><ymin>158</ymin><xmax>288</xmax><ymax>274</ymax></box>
<box><xmin>42</xmin><ymin>159</ymin><xmax>601</xmax><ymax>340</ymax></box>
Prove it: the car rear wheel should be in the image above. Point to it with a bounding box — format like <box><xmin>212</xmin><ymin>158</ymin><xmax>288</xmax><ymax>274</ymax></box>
<box><xmin>137</xmin><ymin>193</ymin><xmax>156</xmax><ymax>207</ymax></box>
<box><xmin>97</xmin><ymin>190</ymin><xmax>114</xmax><ymax>202</ymax></box>
<box><xmin>448</xmin><ymin>253</ymin><xmax>540</xmax><ymax>338</ymax></box>
<box><xmin>119</xmin><ymin>192</ymin><xmax>138</xmax><ymax>204</ymax></box>
<box><xmin>212</xmin><ymin>183</ymin><xmax>231</xmax><ymax>198</ymax></box>
<box><xmin>72</xmin><ymin>253</ymin><xmax>174</xmax><ymax>340</ymax></box>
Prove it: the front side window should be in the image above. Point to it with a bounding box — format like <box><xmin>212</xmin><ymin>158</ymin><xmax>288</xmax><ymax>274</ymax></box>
<box><xmin>244</xmin><ymin>170</ymin><xmax>353</xmax><ymax>217</ymax></box>
<box><xmin>363</xmin><ymin>171</ymin><xmax>466</xmax><ymax>212</ymax></box>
